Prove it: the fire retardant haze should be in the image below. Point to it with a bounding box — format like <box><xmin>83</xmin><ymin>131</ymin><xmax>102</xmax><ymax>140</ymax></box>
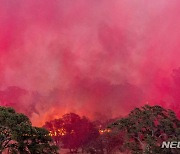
<box><xmin>0</xmin><ymin>0</ymin><xmax>180</xmax><ymax>126</ymax></box>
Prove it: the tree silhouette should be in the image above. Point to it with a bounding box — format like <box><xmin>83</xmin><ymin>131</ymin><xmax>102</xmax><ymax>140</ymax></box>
<box><xmin>44</xmin><ymin>113</ymin><xmax>99</xmax><ymax>153</ymax></box>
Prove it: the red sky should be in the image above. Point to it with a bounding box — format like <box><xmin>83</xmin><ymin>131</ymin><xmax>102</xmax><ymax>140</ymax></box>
<box><xmin>0</xmin><ymin>0</ymin><xmax>180</xmax><ymax>126</ymax></box>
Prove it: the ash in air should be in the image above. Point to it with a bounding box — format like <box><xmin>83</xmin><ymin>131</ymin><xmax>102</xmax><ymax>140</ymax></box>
<box><xmin>0</xmin><ymin>0</ymin><xmax>180</xmax><ymax>126</ymax></box>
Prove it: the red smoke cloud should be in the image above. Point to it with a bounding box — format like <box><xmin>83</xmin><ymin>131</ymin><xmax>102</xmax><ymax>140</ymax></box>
<box><xmin>1</xmin><ymin>0</ymin><xmax>180</xmax><ymax>126</ymax></box>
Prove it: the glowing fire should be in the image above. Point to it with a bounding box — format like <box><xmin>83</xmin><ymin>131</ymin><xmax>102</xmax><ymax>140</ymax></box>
<box><xmin>99</xmin><ymin>128</ymin><xmax>111</xmax><ymax>135</ymax></box>
<box><xmin>49</xmin><ymin>128</ymin><xmax>66</xmax><ymax>137</ymax></box>
<box><xmin>49</xmin><ymin>127</ymin><xmax>111</xmax><ymax>137</ymax></box>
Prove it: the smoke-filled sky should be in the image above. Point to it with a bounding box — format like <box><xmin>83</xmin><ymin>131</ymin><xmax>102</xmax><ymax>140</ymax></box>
<box><xmin>1</xmin><ymin>0</ymin><xmax>180</xmax><ymax>126</ymax></box>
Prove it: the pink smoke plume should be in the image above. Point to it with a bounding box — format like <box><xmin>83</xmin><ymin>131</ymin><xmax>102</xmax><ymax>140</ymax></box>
<box><xmin>0</xmin><ymin>0</ymin><xmax>180</xmax><ymax>126</ymax></box>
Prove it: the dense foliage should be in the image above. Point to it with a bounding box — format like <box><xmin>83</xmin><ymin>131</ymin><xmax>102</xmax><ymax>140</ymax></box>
<box><xmin>0</xmin><ymin>106</ymin><xmax>58</xmax><ymax>154</ymax></box>
<box><xmin>45</xmin><ymin>105</ymin><xmax>180</xmax><ymax>154</ymax></box>
<box><xmin>111</xmin><ymin>105</ymin><xmax>180</xmax><ymax>154</ymax></box>
<box><xmin>1</xmin><ymin>105</ymin><xmax>180</xmax><ymax>154</ymax></box>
